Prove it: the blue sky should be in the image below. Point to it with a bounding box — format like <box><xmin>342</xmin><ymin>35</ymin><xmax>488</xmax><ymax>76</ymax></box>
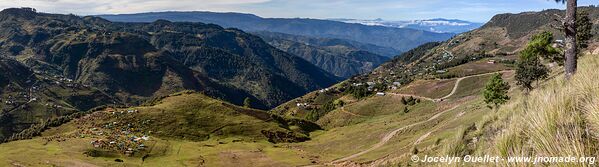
<box><xmin>1</xmin><ymin>0</ymin><xmax>597</xmax><ymax>22</ymax></box>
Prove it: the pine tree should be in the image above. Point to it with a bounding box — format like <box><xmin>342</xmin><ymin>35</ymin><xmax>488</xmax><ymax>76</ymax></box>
<box><xmin>515</xmin><ymin>32</ymin><xmax>554</xmax><ymax>91</ymax></box>
<box><xmin>576</xmin><ymin>10</ymin><xmax>593</xmax><ymax>51</ymax></box>
<box><xmin>525</xmin><ymin>32</ymin><xmax>562</xmax><ymax>64</ymax></box>
<box><xmin>515</xmin><ymin>57</ymin><xmax>549</xmax><ymax>91</ymax></box>
<box><xmin>483</xmin><ymin>73</ymin><xmax>510</xmax><ymax>111</ymax></box>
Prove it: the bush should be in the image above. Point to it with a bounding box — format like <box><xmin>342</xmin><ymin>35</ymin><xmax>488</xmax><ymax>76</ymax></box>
<box><xmin>344</xmin><ymin>85</ymin><xmax>371</xmax><ymax>99</ymax></box>
<box><xmin>305</xmin><ymin>100</ymin><xmax>337</xmax><ymax>122</ymax></box>
<box><xmin>436</xmin><ymin>53</ymin><xmax>493</xmax><ymax>70</ymax></box>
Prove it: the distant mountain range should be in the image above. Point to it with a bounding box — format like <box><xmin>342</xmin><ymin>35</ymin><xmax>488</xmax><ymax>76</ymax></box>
<box><xmin>254</xmin><ymin>31</ymin><xmax>390</xmax><ymax>78</ymax></box>
<box><xmin>330</xmin><ymin>18</ymin><xmax>483</xmax><ymax>33</ymax></box>
<box><xmin>97</xmin><ymin>11</ymin><xmax>455</xmax><ymax>53</ymax></box>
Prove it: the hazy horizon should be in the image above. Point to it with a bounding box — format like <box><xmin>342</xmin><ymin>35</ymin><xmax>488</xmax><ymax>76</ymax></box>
<box><xmin>0</xmin><ymin>0</ymin><xmax>597</xmax><ymax>22</ymax></box>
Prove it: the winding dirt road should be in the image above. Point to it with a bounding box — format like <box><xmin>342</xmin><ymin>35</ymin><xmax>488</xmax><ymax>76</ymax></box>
<box><xmin>331</xmin><ymin>105</ymin><xmax>460</xmax><ymax>164</ymax></box>
<box><xmin>391</xmin><ymin>70</ymin><xmax>513</xmax><ymax>102</ymax></box>
<box><xmin>329</xmin><ymin>70</ymin><xmax>513</xmax><ymax>164</ymax></box>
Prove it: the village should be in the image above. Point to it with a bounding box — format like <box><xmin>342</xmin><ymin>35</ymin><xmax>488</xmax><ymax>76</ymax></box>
<box><xmin>1</xmin><ymin>69</ymin><xmax>93</xmax><ymax>113</ymax></box>
<box><xmin>41</xmin><ymin>107</ymin><xmax>154</xmax><ymax>157</ymax></box>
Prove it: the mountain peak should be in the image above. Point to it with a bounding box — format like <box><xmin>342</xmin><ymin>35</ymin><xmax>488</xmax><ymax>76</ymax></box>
<box><xmin>153</xmin><ymin>19</ymin><xmax>173</xmax><ymax>24</ymax></box>
<box><xmin>0</xmin><ymin>7</ymin><xmax>38</xmax><ymax>19</ymax></box>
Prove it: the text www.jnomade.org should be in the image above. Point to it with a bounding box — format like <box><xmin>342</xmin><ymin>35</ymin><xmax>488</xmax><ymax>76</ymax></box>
<box><xmin>411</xmin><ymin>155</ymin><xmax>596</xmax><ymax>165</ymax></box>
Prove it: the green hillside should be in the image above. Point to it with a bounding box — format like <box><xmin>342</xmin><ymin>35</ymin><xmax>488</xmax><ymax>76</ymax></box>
<box><xmin>0</xmin><ymin>91</ymin><xmax>322</xmax><ymax>166</ymax></box>
<box><xmin>0</xmin><ymin>7</ymin><xmax>339</xmax><ymax>141</ymax></box>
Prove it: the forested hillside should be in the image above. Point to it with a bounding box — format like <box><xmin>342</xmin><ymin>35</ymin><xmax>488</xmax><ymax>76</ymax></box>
<box><xmin>255</xmin><ymin>31</ymin><xmax>390</xmax><ymax>78</ymax></box>
<box><xmin>0</xmin><ymin>8</ymin><xmax>338</xmax><ymax>141</ymax></box>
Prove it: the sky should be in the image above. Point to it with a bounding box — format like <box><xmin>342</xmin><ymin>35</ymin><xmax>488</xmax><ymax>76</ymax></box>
<box><xmin>0</xmin><ymin>0</ymin><xmax>597</xmax><ymax>22</ymax></box>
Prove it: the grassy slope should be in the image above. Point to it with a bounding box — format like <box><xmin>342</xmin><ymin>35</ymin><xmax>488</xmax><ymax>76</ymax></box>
<box><xmin>445</xmin><ymin>57</ymin><xmax>514</xmax><ymax>77</ymax></box>
<box><xmin>131</xmin><ymin>93</ymin><xmax>287</xmax><ymax>141</ymax></box>
<box><xmin>471</xmin><ymin>54</ymin><xmax>599</xmax><ymax>166</ymax></box>
<box><xmin>379</xmin><ymin>55</ymin><xmax>599</xmax><ymax>166</ymax></box>
<box><xmin>301</xmin><ymin>66</ymin><xmax>517</xmax><ymax>165</ymax></box>
<box><xmin>0</xmin><ymin>136</ymin><xmax>311</xmax><ymax>167</ymax></box>
<box><xmin>395</xmin><ymin>79</ymin><xmax>457</xmax><ymax>99</ymax></box>
<box><xmin>0</xmin><ymin>92</ymin><xmax>318</xmax><ymax>166</ymax></box>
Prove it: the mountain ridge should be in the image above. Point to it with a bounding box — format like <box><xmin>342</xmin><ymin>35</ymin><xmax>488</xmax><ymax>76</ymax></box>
<box><xmin>254</xmin><ymin>31</ymin><xmax>390</xmax><ymax>78</ymax></box>
<box><xmin>0</xmin><ymin>7</ymin><xmax>338</xmax><ymax>141</ymax></box>
<box><xmin>97</xmin><ymin>11</ymin><xmax>455</xmax><ymax>52</ymax></box>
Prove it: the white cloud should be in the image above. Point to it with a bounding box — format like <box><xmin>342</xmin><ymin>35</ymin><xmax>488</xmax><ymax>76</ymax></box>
<box><xmin>0</xmin><ymin>0</ymin><xmax>272</xmax><ymax>15</ymax></box>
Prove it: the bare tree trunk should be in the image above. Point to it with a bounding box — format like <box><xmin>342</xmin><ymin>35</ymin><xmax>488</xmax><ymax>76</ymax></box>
<box><xmin>564</xmin><ymin>0</ymin><xmax>578</xmax><ymax>79</ymax></box>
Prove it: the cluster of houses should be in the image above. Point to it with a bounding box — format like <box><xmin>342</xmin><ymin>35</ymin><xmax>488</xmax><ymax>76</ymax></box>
<box><xmin>2</xmin><ymin>94</ymin><xmax>18</xmax><ymax>105</ymax></box>
<box><xmin>35</xmin><ymin>70</ymin><xmax>90</xmax><ymax>89</ymax></box>
<box><xmin>1</xmin><ymin>90</ymin><xmax>29</xmax><ymax>110</ymax></box>
<box><xmin>318</xmin><ymin>88</ymin><xmax>331</xmax><ymax>93</ymax></box>
<box><xmin>1</xmin><ymin>71</ymin><xmax>88</xmax><ymax>110</ymax></box>
<box><xmin>351</xmin><ymin>80</ymin><xmax>402</xmax><ymax>92</ymax></box>
<box><xmin>90</xmin><ymin>133</ymin><xmax>150</xmax><ymax>156</ymax></box>
<box><xmin>52</xmin><ymin>108</ymin><xmax>154</xmax><ymax>156</ymax></box>
<box><xmin>105</xmin><ymin>108</ymin><xmax>139</xmax><ymax>114</ymax></box>
<box><xmin>296</xmin><ymin>102</ymin><xmax>310</xmax><ymax>108</ymax></box>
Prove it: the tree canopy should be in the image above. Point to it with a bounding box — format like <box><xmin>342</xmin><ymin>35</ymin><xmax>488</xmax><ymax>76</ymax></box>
<box><xmin>515</xmin><ymin>32</ymin><xmax>555</xmax><ymax>91</ymax></box>
<box><xmin>576</xmin><ymin>10</ymin><xmax>593</xmax><ymax>50</ymax></box>
<box><xmin>483</xmin><ymin>73</ymin><xmax>510</xmax><ymax>111</ymax></box>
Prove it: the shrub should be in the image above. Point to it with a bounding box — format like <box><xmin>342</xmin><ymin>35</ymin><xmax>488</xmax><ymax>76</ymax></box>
<box><xmin>483</xmin><ymin>73</ymin><xmax>510</xmax><ymax>111</ymax></box>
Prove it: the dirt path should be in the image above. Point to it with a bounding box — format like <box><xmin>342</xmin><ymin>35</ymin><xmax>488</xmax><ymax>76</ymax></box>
<box><xmin>391</xmin><ymin>70</ymin><xmax>513</xmax><ymax>102</ymax></box>
<box><xmin>439</xmin><ymin>77</ymin><xmax>465</xmax><ymax>100</ymax></box>
<box><xmin>413</xmin><ymin>132</ymin><xmax>432</xmax><ymax>145</ymax></box>
<box><xmin>388</xmin><ymin>93</ymin><xmax>434</xmax><ymax>101</ymax></box>
<box><xmin>441</xmin><ymin>70</ymin><xmax>513</xmax><ymax>99</ymax></box>
<box><xmin>322</xmin><ymin>71</ymin><xmax>512</xmax><ymax>165</ymax></box>
<box><xmin>413</xmin><ymin>111</ymin><xmax>465</xmax><ymax>146</ymax></box>
<box><xmin>330</xmin><ymin>105</ymin><xmax>460</xmax><ymax>164</ymax></box>
<box><xmin>339</xmin><ymin>107</ymin><xmax>365</xmax><ymax>117</ymax></box>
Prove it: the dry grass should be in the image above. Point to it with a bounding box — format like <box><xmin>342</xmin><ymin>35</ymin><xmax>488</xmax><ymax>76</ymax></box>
<box><xmin>445</xmin><ymin>58</ymin><xmax>512</xmax><ymax>77</ymax></box>
<box><xmin>396</xmin><ymin>79</ymin><xmax>457</xmax><ymax>99</ymax></box>
<box><xmin>480</xmin><ymin>55</ymin><xmax>599</xmax><ymax>167</ymax></box>
<box><xmin>431</xmin><ymin>55</ymin><xmax>599</xmax><ymax>167</ymax></box>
